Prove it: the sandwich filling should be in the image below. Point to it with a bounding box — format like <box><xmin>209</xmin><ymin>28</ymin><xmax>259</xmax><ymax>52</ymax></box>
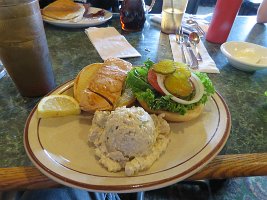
<box><xmin>126</xmin><ymin>59</ymin><xmax>215</xmax><ymax>116</ymax></box>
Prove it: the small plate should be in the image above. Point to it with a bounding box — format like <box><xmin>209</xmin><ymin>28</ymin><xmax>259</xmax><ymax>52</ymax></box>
<box><xmin>24</xmin><ymin>80</ymin><xmax>231</xmax><ymax>193</ymax></box>
<box><xmin>42</xmin><ymin>7</ymin><xmax>112</xmax><ymax>28</ymax></box>
<box><xmin>221</xmin><ymin>41</ymin><xmax>267</xmax><ymax>72</ymax></box>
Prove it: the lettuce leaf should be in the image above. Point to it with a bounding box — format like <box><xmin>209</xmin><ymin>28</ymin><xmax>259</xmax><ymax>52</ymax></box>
<box><xmin>126</xmin><ymin>60</ymin><xmax>215</xmax><ymax>115</ymax></box>
<box><xmin>126</xmin><ymin>66</ymin><xmax>152</xmax><ymax>93</ymax></box>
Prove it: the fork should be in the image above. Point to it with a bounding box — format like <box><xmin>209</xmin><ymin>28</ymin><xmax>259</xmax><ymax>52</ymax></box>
<box><xmin>186</xmin><ymin>18</ymin><xmax>206</xmax><ymax>36</ymax></box>
<box><xmin>175</xmin><ymin>27</ymin><xmax>187</xmax><ymax>64</ymax></box>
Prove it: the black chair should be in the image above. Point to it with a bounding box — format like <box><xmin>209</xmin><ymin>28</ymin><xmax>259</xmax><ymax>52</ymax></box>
<box><xmin>88</xmin><ymin>0</ymin><xmax>119</xmax><ymax>12</ymax></box>
<box><xmin>199</xmin><ymin>0</ymin><xmax>216</xmax><ymax>7</ymax></box>
<box><xmin>186</xmin><ymin>0</ymin><xmax>201</xmax><ymax>14</ymax></box>
<box><xmin>238</xmin><ymin>0</ymin><xmax>261</xmax><ymax>15</ymax></box>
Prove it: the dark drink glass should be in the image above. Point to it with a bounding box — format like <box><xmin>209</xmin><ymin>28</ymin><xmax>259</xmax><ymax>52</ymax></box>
<box><xmin>120</xmin><ymin>0</ymin><xmax>155</xmax><ymax>32</ymax></box>
<box><xmin>0</xmin><ymin>0</ymin><xmax>55</xmax><ymax>97</ymax></box>
<box><xmin>0</xmin><ymin>60</ymin><xmax>6</xmax><ymax>79</ymax></box>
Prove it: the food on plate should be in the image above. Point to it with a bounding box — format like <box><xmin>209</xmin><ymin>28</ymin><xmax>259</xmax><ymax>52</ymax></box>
<box><xmin>126</xmin><ymin>59</ymin><xmax>215</xmax><ymax>122</ymax></box>
<box><xmin>74</xmin><ymin>58</ymin><xmax>134</xmax><ymax>112</ymax></box>
<box><xmin>37</xmin><ymin>95</ymin><xmax>81</xmax><ymax>118</ymax></box>
<box><xmin>88</xmin><ymin>106</ymin><xmax>170</xmax><ymax>176</ymax></box>
<box><xmin>152</xmin><ymin>59</ymin><xmax>176</xmax><ymax>75</ymax></box>
<box><xmin>42</xmin><ymin>0</ymin><xmax>85</xmax><ymax>21</ymax></box>
<box><xmin>83</xmin><ymin>9</ymin><xmax>105</xmax><ymax>18</ymax></box>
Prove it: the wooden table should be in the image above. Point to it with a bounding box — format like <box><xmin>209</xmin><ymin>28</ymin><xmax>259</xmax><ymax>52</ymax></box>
<box><xmin>0</xmin><ymin>15</ymin><xmax>266</xmax><ymax>191</ymax></box>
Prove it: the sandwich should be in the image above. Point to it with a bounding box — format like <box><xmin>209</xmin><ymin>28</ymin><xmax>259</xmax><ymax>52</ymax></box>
<box><xmin>42</xmin><ymin>0</ymin><xmax>85</xmax><ymax>21</ymax></box>
<box><xmin>126</xmin><ymin>59</ymin><xmax>215</xmax><ymax>122</ymax></box>
<box><xmin>74</xmin><ymin>58</ymin><xmax>135</xmax><ymax>112</ymax></box>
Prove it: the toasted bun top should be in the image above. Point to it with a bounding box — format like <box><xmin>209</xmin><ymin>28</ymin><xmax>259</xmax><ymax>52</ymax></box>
<box><xmin>104</xmin><ymin>58</ymin><xmax>133</xmax><ymax>72</ymax></box>
<box><xmin>74</xmin><ymin>58</ymin><xmax>134</xmax><ymax>112</ymax></box>
<box><xmin>42</xmin><ymin>0</ymin><xmax>85</xmax><ymax>20</ymax></box>
<box><xmin>138</xmin><ymin>99</ymin><xmax>204</xmax><ymax>122</ymax></box>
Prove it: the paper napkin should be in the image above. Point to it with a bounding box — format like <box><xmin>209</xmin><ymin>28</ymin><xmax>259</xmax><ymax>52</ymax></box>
<box><xmin>169</xmin><ymin>34</ymin><xmax>219</xmax><ymax>73</ymax></box>
<box><xmin>85</xmin><ymin>27</ymin><xmax>141</xmax><ymax>60</ymax></box>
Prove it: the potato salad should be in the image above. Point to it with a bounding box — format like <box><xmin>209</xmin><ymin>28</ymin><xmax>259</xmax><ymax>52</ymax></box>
<box><xmin>88</xmin><ymin>106</ymin><xmax>170</xmax><ymax>176</ymax></box>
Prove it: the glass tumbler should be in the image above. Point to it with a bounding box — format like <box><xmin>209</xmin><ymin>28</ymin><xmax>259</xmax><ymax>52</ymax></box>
<box><xmin>161</xmin><ymin>0</ymin><xmax>188</xmax><ymax>34</ymax></box>
<box><xmin>0</xmin><ymin>0</ymin><xmax>55</xmax><ymax>97</ymax></box>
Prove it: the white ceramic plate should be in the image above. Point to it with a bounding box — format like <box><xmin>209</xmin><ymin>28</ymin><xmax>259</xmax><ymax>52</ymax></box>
<box><xmin>221</xmin><ymin>41</ymin><xmax>267</xmax><ymax>72</ymax></box>
<box><xmin>24</xmin><ymin>80</ymin><xmax>231</xmax><ymax>193</ymax></box>
<box><xmin>42</xmin><ymin>7</ymin><xmax>112</xmax><ymax>28</ymax></box>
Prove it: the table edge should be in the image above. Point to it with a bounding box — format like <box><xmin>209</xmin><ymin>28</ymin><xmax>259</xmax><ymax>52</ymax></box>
<box><xmin>1</xmin><ymin>153</ymin><xmax>267</xmax><ymax>191</ymax></box>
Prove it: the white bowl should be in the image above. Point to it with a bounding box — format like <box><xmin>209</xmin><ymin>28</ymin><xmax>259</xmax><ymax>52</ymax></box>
<box><xmin>220</xmin><ymin>41</ymin><xmax>267</xmax><ymax>72</ymax></box>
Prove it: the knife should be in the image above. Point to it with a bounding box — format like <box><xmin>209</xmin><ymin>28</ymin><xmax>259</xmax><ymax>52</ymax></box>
<box><xmin>184</xmin><ymin>38</ymin><xmax>199</xmax><ymax>69</ymax></box>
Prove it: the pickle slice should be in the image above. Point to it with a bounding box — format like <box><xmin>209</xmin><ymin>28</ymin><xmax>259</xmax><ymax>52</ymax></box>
<box><xmin>164</xmin><ymin>73</ymin><xmax>193</xmax><ymax>98</ymax></box>
<box><xmin>174</xmin><ymin>62</ymin><xmax>191</xmax><ymax>78</ymax></box>
<box><xmin>152</xmin><ymin>59</ymin><xmax>176</xmax><ymax>75</ymax></box>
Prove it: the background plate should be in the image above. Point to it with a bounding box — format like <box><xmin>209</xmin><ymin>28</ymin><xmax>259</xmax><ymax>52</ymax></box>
<box><xmin>24</xmin><ymin>80</ymin><xmax>231</xmax><ymax>193</ymax></box>
<box><xmin>42</xmin><ymin>7</ymin><xmax>112</xmax><ymax>28</ymax></box>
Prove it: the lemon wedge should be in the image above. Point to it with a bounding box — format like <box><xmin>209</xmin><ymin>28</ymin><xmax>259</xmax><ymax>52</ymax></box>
<box><xmin>37</xmin><ymin>95</ymin><xmax>81</xmax><ymax>118</ymax></box>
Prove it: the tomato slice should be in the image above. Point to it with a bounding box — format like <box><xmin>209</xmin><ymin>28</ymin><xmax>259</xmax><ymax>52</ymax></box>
<box><xmin>147</xmin><ymin>69</ymin><xmax>164</xmax><ymax>94</ymax></box>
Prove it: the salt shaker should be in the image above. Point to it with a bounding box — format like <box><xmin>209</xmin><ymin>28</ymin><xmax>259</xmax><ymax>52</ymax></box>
<box><xmin>205</xmin><ymin>0</ymin><xmax>243</xmax><ymax>44</ymax></box>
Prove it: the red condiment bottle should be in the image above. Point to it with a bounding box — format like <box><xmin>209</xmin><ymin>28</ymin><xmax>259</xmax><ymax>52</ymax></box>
<box><xmin>205</xmin><ymin>0</ymin><xmax>243</xmax><ymax>44</ymax></box>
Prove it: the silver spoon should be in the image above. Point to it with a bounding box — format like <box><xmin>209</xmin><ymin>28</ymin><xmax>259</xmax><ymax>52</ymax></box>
<box><xmin>189</xmin><ymin>32</ymin><xmax>202</xmax><ymax>61</ymax></box>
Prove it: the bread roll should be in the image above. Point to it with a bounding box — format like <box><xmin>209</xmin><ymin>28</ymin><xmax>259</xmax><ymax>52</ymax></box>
<box><xmin>74</xmin><ymin>58</ymin><xmax>134</xmax><ymax>112</ymax></box>
<box><xmin>74</xmin><ymin>63</ymin><xmax>103</xmax><ymax>105</ymax></box>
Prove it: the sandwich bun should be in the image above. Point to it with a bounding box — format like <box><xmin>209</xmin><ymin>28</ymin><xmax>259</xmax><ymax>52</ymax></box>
<box><xmin>138</xmin><ymin>99</ymin><xmax>204</xmax><ymax>122</ymax></box>
<box><xmin>74</xmin><ymin>58</ymin><xmax>135</xmax><ymax>112</ymax></box>
<box><xmin>42</xmin><ymin>0</ymin><xmax>85</xmax><ymax>21</ymax></box>
<box><xmin>74</xmin><ymin>63</ymin><xmax>109</xmax><ymax>111</ymax></box>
